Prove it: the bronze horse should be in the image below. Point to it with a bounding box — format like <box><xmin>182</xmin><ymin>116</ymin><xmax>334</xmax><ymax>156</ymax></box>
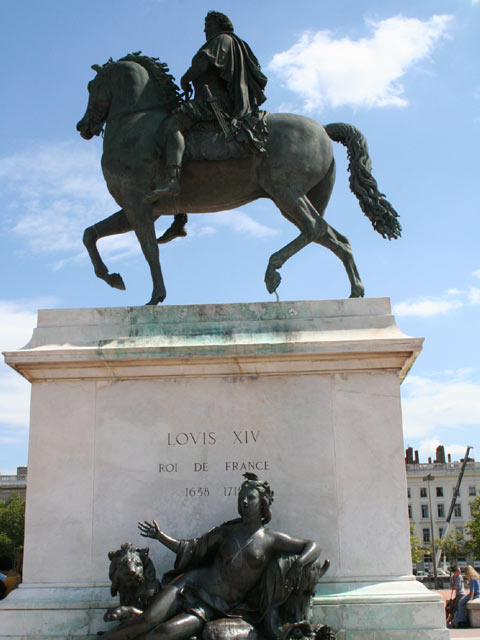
<box><xmin>77</xmin><ymin>54</ymin><xmax>400</xmax><ymax>305</ymax></box>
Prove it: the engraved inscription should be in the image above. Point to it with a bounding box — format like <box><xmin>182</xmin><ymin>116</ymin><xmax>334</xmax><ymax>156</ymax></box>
<box><xmin>224</xmin><ymin>486</ymin><xmax>241</xmax><ymax>496</ymax></box>
<box><xmin>233</xmin><ymin>430</ymin><xmax>260</xmax><ymax>444</ymax></box>
<box><xmin>225</xmin><ymin>461</ymin><xmax>270</xmax><ymax>471</ymax></box>
<box><xmin>159</xmin><ymin>463</ymin><xmax>178</xmax><ymax>472</ymax></box>
<box><xmin>160</xmin><ymin>430</ymin><xmax>269</xmax><ymax>497</ymax></box>
<box><xmin>167</xmin><ymin>432</ymin><xmax>217</xmax><ymax>446</ymax></box>
<box><xmin>185</xmin><ymin>487</ymin><xmax>210</xmax><ymax>497</ymax></box>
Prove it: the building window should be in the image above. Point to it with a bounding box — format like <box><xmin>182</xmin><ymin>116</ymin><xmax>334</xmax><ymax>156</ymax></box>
<box><xmin>437</xmin><ymin>504</ymin><xmax>445</xmax><ymax>518</ymax></box>
<box><xmin>423</xmin><ymin>528</ymin><xmax>431</xmax><ymax>543</ymax></box>
<box><xmin>456</xmin><ymin>527</ymin><xmax>464</xmax><ymax>535</ymax></box>
<box><xmin>436</xmin><ymin>487</ymin><xmax>443</xmax><ymax>497</ymax></box>
<box><xmin>453</xmin><ymin>487</ymin><xmax>461</xmax><ymax>496</ymax></box>
<box><xmin>469</xmin><ymin>486</ymin><xmax>476</xmax><ymax>496</ymax></box>
<box><xmin>407</xmin><ymin>488</ymin><xmax>411</xmax><ymax>498</ymax></box>
<box><xmin>421</xmin><ymin>504</ymin><xmax>429</xmax><ymax>518</ymax></box>
<box><xmin>420</xmin><ymin>487</ymin><xmax>427</xmax><ymax>498</ymax></box>
<box><xmin>439</xmin><ymin>527</ymin><xmax>444</xmax><ymax>538</ymax></box>
<box><xmin>408</xmin><ymin>505</ymin><xmax>412</xmax><ymax>519</ymax></box>
<box><xmin>454</xmin><ymin>504</ymin><xmax>462</xmax><ymax>518</ymax></box>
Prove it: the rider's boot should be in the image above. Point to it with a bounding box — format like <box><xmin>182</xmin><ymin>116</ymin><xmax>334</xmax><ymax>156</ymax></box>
<box><xmin>145</xmin><ymin>164</ymin><xmax>181</xmax><ymax>203</ymax></box>
<box><xmin>157</xmin><ymin>214</ymin><xmax>188</xmax><ymax>244</ymax></box>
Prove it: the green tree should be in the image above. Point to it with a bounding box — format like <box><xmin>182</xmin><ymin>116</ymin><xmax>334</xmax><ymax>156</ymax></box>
<box><xmin>467</xmin><ymin>494</ymin><xmax>480</xmax><ymax>560</ymax></box>
<box><xmin>0</xmin><ymin>492</ymin><xmax>25</xmax><ymax>561</ymax></box>
<box><xmin>410</xmin><ymin>525</ymin><xmax>424</xmax><ymax>564</ymax></box>
<box><xmin>436</xmin><ymin>529</ymin><xmax>470</xmax><ymax>564</ymax></box>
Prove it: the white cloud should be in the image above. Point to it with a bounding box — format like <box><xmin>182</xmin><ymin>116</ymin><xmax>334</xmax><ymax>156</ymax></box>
<box><xmin>394</xmin><ymin>298</ymin><xmax>462</xmax><ymax>317</ymax></box>
<box><xmin>401</xmin><ymin>373</ymin><xmax>480</xmax><ymax>439</ymax></box>
<box><xmin>268</xmin><ymin>14</ymin><xmax>452</xmax><ymax>111</ymax></box>
<box><xmin>393</xmin><ymin>278</ymin><xmax>480</xmax><ymax>317</ymax></box>
<box><xmin>469</xmin><ymin>287</ymin><xmax>480</xmax><ymax>304</ymax></box>
<box><xmin>0</xmin><ymin>141</ymin><xmax>120</xmax><ymax>259</ymax></box>
<box><xmin>445</xmin><ymin>288</ymin><xmax>464</xmax><ymax>296</ymax></box>
<box><xmin>0</xmin><ymin>372</ymin><xmax>30</xmax><ymax>429</ymax></box>
<box><xmin>192</xmin><ymin>211</ymin><xmax>279</xmax><ymax>239</ymax></box>
<box><xmin>415</xmin><ymin>438</ymin><xmax>469</xmax><ymax>461</ymax></box>
<box><xmin>472</xmin><ymin>269</ymin><xmax>480</xmax><ymax>279</ymax></box>
<box><xmin>0</xmin><ymin>299</ymin><xmax>48</xmax><ymax>438</ymax></box>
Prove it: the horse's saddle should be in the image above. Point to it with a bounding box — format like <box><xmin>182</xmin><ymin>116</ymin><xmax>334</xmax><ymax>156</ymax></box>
<box><xmin>184</xmin><ymin>111</ymin><xmax>268</xmax><ymax>163</ymax></box>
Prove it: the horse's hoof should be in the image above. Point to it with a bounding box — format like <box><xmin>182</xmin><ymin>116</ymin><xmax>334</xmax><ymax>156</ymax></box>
<box><xmin>108</xmin><ymin>273</ymin><xmax>126</xmax><ymax>290</ymax></box>
<box><xmin>145</xmin><ymin>290</ymin><xmax>166</xmax><ymax>305</ymax></box>
<box><xmin>350</xmin><ymin>283</ymin><xmax>365</xmax><ymax>298</ymax></box>
<box><xmin>265</xmin><ymin>268</ymin><xmax>281</xmax><ymax>294</ymax></box>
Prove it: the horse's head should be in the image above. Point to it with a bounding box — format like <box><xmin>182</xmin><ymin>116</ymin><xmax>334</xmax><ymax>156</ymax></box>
<box><xmin>76</xmin><ymin>62</ymin><xmax>113</xmax><ymax>139</ymax></box>
<box><xmin>77</xmin><ymin>54</ymin><xmax>181</xmax><ymax>141</ymax></box>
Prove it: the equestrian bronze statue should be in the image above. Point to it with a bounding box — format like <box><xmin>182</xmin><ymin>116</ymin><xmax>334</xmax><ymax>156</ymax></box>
<box><xmin>77</xmin><ymin>11</ymin><xmax>400</xmax><ymax>305</ymax></box>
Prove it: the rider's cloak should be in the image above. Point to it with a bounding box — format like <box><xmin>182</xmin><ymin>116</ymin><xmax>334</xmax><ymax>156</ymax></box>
<box><xmin>193</xmin><ymin>32</ymin><xmax>267</xmax><ymax>122</ymax></box>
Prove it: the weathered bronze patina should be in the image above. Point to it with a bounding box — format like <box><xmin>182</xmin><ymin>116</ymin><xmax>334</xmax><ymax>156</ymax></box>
<box><xmin>101</xmin><ymin>474</ymin><xmax>334</xmax><ymax>640</ymax></box>
<box><xmin>77</xmin><ymin>12</ymin><xmax>400</xmax><ymax>305</ymax></box>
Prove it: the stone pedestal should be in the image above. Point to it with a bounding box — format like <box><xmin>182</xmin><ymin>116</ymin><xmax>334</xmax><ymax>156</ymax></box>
<box><xmin>1</xmin><ymin>299</ymin><xmax>447</xmax><ymax>639</ymax></box>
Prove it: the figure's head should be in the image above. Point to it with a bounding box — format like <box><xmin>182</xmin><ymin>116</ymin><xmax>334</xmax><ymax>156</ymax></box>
<box><xmin>237</xmin><ymin>473</ymin><xmax>274</xmax><ymax>524</ymax></box>
<box><xmin>204</xmin><ymin>11</ymin><xmax>234</xmax><ymax>40</ymax></box>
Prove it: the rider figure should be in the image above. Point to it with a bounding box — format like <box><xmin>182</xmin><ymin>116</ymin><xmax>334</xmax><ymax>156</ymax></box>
<box><xmin>146</xmin><ymin>11</ymin><xmax>267</xmax><ymax>243</ymax></box>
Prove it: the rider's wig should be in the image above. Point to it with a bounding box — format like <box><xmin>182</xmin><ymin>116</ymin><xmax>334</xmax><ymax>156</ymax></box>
<box><xmin>237</xmin><ymin>473</ymin><xmax>274</xmax><ymax>524</ymax></box>
<box><xmin>205</xmin><ymin>11</ymin><xmax>234</xmax><ymax>33</ymax></box>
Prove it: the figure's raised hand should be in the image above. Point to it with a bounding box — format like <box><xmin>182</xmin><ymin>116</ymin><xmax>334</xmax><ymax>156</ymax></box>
<box><xmin>138</xmin><ymin>519</ymin><xmax>161</xmax><ymax>540</ymax></box>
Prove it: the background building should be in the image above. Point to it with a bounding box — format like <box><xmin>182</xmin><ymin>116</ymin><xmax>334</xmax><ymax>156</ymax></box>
<box><xmin>406</xmin><ymin>445</ymin><xmax>479</xmax><ymax>567</ymax></box>
<box><xmin>0</xmin><ymin>466</ymin><xmax>27</xmax><ymax>503</ymax></box>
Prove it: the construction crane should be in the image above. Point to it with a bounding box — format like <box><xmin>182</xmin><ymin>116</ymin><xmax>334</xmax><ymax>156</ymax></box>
<box><xmin>434</xmin><ymin>445</ymin><xmax>473</xmax><ymax>569</ymax></box>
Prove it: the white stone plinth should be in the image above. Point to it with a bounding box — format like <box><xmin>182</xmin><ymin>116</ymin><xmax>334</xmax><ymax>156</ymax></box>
<box><xmin>1</xmin><ymin>299</ymin><xmax>447</xmax><ymax>639</ymax></box>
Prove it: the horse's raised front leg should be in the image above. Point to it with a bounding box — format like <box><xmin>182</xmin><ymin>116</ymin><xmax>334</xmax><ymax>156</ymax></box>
<box><xmin>83</xmin><ymin>210</ymin><xmax>130</xmax><ymax>290</ymax></box>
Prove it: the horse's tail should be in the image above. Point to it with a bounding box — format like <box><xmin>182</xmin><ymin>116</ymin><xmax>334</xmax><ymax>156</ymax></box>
<box><xmin>324</xmin><ymin>123</ymin><xmax>402</xmax><ymax>240</ymax></box>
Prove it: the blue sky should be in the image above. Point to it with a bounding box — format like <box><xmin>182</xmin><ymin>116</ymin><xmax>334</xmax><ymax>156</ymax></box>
<box><xmin>0</xmin><ymin>0</ymin><xmax>479</xmax><ymax>473</ymax></box>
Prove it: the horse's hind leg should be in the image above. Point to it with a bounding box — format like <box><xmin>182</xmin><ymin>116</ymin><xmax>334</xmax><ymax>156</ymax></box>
<box><xmin>308</xmin><ymin>174</ymin><xmax>364</xmax><ymax>297</ymax></box>
<box><xmin>265</xmin><ymin>232</ymin><xmax>310</xmax><ymax>293</ymax></box>
<box><xmin>83</xmin><ymin>210</ymin><xmax>131</xmax><ymax>290</ymax></box>
<box><xmin>313</xmin><ymin>222</ymin><xmax>364</xmax><ymax>297</ymax></box>
<box><xmin>265</xmin><ymin>184</ymin><xmax>364</xmax><ymax>297</ymax></box>
<box><xmin>264</xmin><ymin>186</ymin><xmax>326</xmax><ymax>294</ymax></box>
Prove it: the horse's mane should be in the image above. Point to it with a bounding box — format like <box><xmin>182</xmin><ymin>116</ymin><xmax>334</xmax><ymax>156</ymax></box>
<box><xmin>96</xmin><ymin>52</ymin><xmax>182</xmax><ymax>112</ymax></box>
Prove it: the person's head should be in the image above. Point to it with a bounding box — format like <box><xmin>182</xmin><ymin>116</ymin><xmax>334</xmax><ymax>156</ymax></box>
<box><xmin>237</xmin><ymin>473</ymin><xmax>274</xmax><ymax>524</ymax></box>
<box><xmin>450</xmin><ymin>564</ymin><xmax>459</xmax><ymax>575</ymax></box>
<box><xmin>204</xmin><ymin>11</ymin><xmax>234</xmax><ymax>40</ymax></box>
<box><xmin>464</xmin><ymin>565</ymin><xmax>479</xmax><ymax>580</ymax></box>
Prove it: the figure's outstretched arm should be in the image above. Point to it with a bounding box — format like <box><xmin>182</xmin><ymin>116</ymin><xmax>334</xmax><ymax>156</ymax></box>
<box><xmin>138</xmin><ymin>519</ymin><xmax>180</xmax><ymax>553</ymax></box>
